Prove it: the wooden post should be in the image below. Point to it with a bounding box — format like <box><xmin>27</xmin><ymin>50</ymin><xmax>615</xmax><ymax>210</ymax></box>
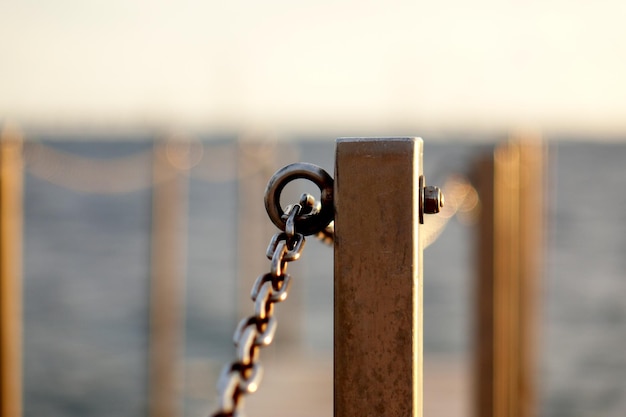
<box><xmin>148</xmin><ymin>142</ymin><xmax>189</xmax><ymax>417</ymax></box>
<box><xmin>334</xmin><ymin>138</ymin><xmax>424</xmax><ymax>417</ymax></box>
<box><xmin>0</xmin><ymin>125</ymin><xmax>23</xmax><ymax>417</ymax></box>
<box><xmin>473</xmin><ymin>138</ymin><xmax>544</xmax><ymax>417</ymax></box>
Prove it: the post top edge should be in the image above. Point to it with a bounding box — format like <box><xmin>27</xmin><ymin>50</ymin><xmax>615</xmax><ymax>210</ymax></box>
<box><xmin>337</xmin><ymin>137</ymin><xmax>423</xmax><ymax>143</ymax></box>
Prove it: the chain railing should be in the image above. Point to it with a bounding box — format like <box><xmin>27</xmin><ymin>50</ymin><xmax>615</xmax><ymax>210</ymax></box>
<box><xmin>20</xmin><ymin>139</ymin><xmax>299</xmax><ymax>193</ymax></box>
<box><xmin>9</xmin><ymin>131</ymin><xmax>481</xmax><ymax>416</ymax></box>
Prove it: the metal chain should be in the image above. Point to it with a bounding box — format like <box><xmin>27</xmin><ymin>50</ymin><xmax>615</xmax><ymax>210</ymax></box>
<box><xmin>211</xmin><ymin>193</ymin><xmax>320</xmax><ymax>417</ymax></box>
<box><xmin>211</xmin><ymin>162</ymin><xmax>334</xmax><ymax>417</ymax></box>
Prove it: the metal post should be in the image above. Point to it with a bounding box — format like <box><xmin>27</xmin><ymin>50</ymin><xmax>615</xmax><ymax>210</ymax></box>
<box><xmin>0</xmin><ymin>125</ymin><xmax>23</xmax><ymax>417</ymax></box>
<box><xmin>473</xmin><ymin>138</ymin><xmax>544</xmax><ymax>417</ymax></box>
<box><xmin>334</xmin><ymin>138</ymin><xmax>424</xmax><ymax>417</ymax></box>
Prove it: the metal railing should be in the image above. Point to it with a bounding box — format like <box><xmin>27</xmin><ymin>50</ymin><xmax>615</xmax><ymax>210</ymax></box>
<box><xmin>0</xmin><ymin>127</ymin><xmax>545</xmax><ymax>417</ymax></box>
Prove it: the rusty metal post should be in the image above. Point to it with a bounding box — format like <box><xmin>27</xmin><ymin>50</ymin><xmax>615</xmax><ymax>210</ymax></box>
<box><xmin>334</xmin><ymin>138</ymin><xmax>424</xmax><ymax>417</ymax></box>
<box><xmin>0</xmin><ymin>125</ymin><xmax>23</xmax><ymax>417</ymax></box>
<box><xmin>473</xmin><ymin>138</ymin><xmax>544</xmax><ymax>417</ymax></box>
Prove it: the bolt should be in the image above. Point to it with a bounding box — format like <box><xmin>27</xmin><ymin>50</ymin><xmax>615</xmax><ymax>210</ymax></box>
<box><xmin>423</xmin><ymin>185</ymin><xmax>444</xmax><ymax>214</ymax></box>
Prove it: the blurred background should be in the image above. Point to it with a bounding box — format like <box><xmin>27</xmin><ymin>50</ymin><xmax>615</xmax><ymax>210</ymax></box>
<box><xmin>1</xmin><ymin>1</ymin><xmax>626</xmax><ymax>417</ymax></box>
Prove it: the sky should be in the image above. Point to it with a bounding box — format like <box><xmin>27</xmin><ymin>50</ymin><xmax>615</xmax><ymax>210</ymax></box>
<box><xmin>1</xmin><ymin>1</ymin><xmax>626</xmax><ymax>136</ymax></box>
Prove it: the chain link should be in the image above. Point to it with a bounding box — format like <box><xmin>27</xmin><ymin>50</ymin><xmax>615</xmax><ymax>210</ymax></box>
<box><xmin>211</xmin><ymin>196</ymin><xmax>314</xmax><ymax>417</ymax></box>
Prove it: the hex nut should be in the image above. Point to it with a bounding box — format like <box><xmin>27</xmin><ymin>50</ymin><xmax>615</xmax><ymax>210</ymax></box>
<box><xmin>423</xmin><ymin>186</ymin><xmax>444</xmax><ymax>214</ymax></box>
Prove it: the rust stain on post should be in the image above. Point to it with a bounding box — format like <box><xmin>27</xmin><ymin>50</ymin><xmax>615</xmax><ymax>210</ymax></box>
<box><xmin>334</xmin><ymin>138</ymin><xmax>423</xmax><ymax>417</ymax></box>
<box><xmin>0</xmin><ymin>125</ymin><xmax>23</xmax><ymax>417</ymax></box>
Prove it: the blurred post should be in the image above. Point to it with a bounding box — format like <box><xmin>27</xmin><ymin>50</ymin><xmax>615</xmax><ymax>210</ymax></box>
<box><xmin>334</xmin><ymin>138</ymin><xmax>424</xmax><ymax>417</ymax></box>
<box><xmin>473</xmin><ymin>137</ymin><xmax>545</xmax><ymax>417</ymax></box>
<box><xmin>148</xmin><ymin>142</ymin><xmax>189</xmax><ymax>417</ymax></box>
<box><xmin>0</xmin><ymin>125</ymin><xmax>23</xmax><ymax>417</ymax></box>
